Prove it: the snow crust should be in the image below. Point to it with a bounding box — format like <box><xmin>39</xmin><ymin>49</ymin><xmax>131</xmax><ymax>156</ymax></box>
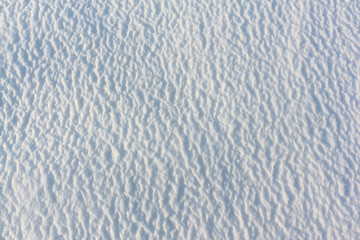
<box><xmin>0</xmin><ymin>0</ymin><xmax>359</xmax><ymax>239</ymax></box>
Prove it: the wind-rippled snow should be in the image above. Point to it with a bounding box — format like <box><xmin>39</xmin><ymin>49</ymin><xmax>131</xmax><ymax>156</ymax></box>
<box><xmin>0</xmin><ymin>0</ymin><xmax>359</xmax><ymax>239</ymax></box>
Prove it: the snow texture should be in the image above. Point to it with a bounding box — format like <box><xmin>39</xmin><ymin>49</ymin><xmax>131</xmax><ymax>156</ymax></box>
<box><xmin>0</xmin><ymin>0</ymin><xmax>360</xmax><ymax>239</ymax></box>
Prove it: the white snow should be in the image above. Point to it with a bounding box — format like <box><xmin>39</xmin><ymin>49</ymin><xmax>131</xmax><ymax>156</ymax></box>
<box><xmin>0</xmin><ymin>0</ymin><xmax>359</xmax><ymax>239</ymax></box>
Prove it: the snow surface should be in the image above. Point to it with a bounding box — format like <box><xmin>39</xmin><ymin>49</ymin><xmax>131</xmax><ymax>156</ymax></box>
<box><xmin>0</xmin><ymin>0</ymin><xmax>360</xmax><ymax>239</ymax></box>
